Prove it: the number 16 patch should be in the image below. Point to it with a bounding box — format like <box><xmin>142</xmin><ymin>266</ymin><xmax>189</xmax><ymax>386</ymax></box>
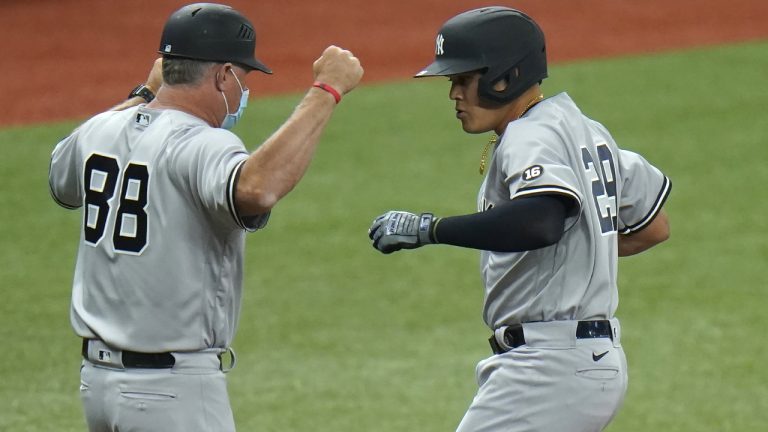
<box><xmin>523</xmin><ymin>165</ymin><xmax>544</xmax><ymax>181</ymax></box>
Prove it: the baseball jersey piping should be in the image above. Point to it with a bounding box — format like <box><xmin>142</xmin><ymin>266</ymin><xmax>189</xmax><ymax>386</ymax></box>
<box><xmin>618</xmin><ymin>175</ymin><xmax>672</xmax><ymax>234</ymax></box>
<box><xmin>47</xmin><ymin>155</ymin><xmax>80</xmax><ymax>209</ymax></box>
<box><xmin>512</xmin><ymin>185</ymin><xmax>582</xmax><ymax>209</ymax></box>
<box><xmin>227</xmin><ymin>159</ymin><xmax>249</xmax><ymax>231</ymax></box>
<box><xmin>48</xmin><ymin>186</ymin><xmax>80</xmax><ymax>210</ymax></box>
<box><xmin>512</xmin><ymin>185</ymin><xmax>583</xmax><ymax>231</ymax></box>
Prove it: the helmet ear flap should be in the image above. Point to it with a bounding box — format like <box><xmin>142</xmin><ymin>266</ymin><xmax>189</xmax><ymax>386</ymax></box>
<box><xmin>478</xmin><ymin>64</ymin><xmax>523</xmax><ymax>104</ymax></box>
<box><xmin>477</xmin><ymin>48</ymin><xmax>548</xmax><ymax>104</ymax></box>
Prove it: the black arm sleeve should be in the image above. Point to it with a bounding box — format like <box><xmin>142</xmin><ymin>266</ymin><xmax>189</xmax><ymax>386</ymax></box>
<box><xmin>432</xmin><ymin>195</ymin><xmax>572</xmax><ymax>252</ymax></box>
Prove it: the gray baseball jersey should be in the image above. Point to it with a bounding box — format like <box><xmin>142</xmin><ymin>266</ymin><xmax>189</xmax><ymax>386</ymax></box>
<box><xmin>49</xmin><ymin>105</ymin><xmax>268</xmax><ymax>353</ymax></box>
<box><xmin>478</xmin><ymin>92</ymin><xmax>671</xmax><ymax>328</ymax></box>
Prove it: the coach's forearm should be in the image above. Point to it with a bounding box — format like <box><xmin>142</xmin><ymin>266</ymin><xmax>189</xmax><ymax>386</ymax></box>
<box><xmin>110</xmin><ymin>96</ymin><xmax>150</xmax><ymax>112</ymax></box>
<box><xmin>235</xmin><ymin>89</ymin><xmax>337</xmax><ymax>215</ymax></box>
<box><xmin>111</xmin><ymin>59</ymin><xmax>163</xmax><ymax>112</ymax></box>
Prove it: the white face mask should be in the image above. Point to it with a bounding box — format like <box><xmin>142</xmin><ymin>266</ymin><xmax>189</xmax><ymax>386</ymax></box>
<box><xmin>220</xmin><ymin>70</ymin><xmax>249</xmax><ymax>130</ymax></box>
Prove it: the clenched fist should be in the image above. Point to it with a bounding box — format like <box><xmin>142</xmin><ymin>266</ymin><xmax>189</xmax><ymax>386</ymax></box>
<box><xmin>313</xmin><ymin>45</ymin><xmax>364</xmax><ymax>96</ymax></box>
<box><xmin>368</xmin><ymin>211</ymin><xmax>436</xmax><ymax>254</ymax></box>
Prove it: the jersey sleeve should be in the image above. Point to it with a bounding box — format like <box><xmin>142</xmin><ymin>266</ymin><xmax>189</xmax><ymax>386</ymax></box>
<box><xmin>497</xmin><ymin>125</ymin><xmax>583</xmax><ymax>216</ymax></box>
<box><xmin>227</xmin><ymin>159</ymin><xmax>270</xmax><ymax>231</ymax></box>
<box><xmin>616</xmin><ymin>149</ymin><xmax>671</xmax><ymax>234</ymax></box>
<box><xmin>49</xmin><ymin>128</ymin><xmax>84</xmax><ymax>209</ymax></box>
<box><xmin>171</xmin><ymin>128</ymin><xmax>269</xmax><ymax>232</ymax></box>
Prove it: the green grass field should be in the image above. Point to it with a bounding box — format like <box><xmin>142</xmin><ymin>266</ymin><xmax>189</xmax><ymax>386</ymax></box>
<box><xmin>1</xmin><ymin>40</ymin><xmax>766</xmax><ymax>431</ymax></box>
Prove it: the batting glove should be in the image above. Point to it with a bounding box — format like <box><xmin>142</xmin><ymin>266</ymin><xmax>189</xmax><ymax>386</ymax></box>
<box><xmin>368</xmin><ymin>211</ymin><xmax>436</xmax><ymax>254</ymax></box>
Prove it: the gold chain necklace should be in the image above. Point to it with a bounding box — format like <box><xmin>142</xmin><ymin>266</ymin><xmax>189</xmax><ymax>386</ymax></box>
<box><xmin>479</xmin><ymin>94</ymin><xmax>544</xmax><ymax>175</ymax></box>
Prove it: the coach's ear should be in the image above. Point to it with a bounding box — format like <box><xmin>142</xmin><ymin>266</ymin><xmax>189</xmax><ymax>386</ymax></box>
<box><xmin>214</xmin><ymin>63</ymin><xmax>235</xmax><ymax>92</ymax></box>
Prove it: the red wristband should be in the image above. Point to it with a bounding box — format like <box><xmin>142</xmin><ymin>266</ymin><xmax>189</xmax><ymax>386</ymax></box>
<box><xmin>312</xmin><ymin>81</ymin><xmax>342</xmax><ymax>104</ymax></box>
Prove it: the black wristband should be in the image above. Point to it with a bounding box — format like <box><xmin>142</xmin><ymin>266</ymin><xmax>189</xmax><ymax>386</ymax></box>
<box><xmin>128</xmin><ymin>84</ymin><xmax>155</xmax><ymax>103</ymax></box>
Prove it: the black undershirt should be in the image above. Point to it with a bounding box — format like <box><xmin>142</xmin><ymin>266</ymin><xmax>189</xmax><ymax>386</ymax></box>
<box><xmin>432</xmin><ymin>195</ymin><xmax>575</xmax><ymax>252</ymax></box>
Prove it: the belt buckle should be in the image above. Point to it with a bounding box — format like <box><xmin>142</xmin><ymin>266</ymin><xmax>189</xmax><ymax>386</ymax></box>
<box><xmin>489</xmin><ymin>324</ymin><xmax>524</xmax><ymax>355</ymax></box>
<box><xmin>503</xmin><ymin>324</ymin><xmax>525</xmax><ymax>349</ymax></box>
<box><xmin>218</xmin><ymin>347</ymin><xmax>237</xmax><ymax>373</ymax></box>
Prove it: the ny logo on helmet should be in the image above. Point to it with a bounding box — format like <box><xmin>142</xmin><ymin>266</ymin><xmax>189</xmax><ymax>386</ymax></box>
<box><xmin>435</xmin><ymin>33</ymin><xmax>445</xmax><ymax>55</ymax></box>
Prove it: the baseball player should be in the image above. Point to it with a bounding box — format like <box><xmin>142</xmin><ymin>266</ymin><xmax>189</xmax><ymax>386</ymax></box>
<box><xmin>48</xmin><ymin>3</ymin><xmax>362</xmax><ymax>431</ymax></box>
<box><xmin>368</xmin><ymin>7</ymin><xmax>671</xmax><ymax>432</ymax></box>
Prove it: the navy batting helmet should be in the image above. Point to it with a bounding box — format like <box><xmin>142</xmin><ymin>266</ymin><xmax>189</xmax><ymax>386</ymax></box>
<box><xmin>415</xmin><ymin>7</ymin><xmax>547</xmax><ymax>104</ymax></box>
<box><xmin>158</xmin><ymin>3</ymin><xmax>272</xmax><ymax>74</ymax></box>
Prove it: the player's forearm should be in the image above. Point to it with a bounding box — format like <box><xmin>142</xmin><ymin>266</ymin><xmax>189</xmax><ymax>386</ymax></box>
<box><xmin>618</xmin><ymin>209</ymin><xmax>670</xmax><ymax>256</ymax></box>
<box><xmin>235</xmin><ymin>89</ymin><xmax>337</xmax><ymax>215</ymax></box>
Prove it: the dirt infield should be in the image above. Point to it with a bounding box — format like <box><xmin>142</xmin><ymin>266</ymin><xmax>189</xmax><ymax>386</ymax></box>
<box><xmin>1</xmin><ymin>0</ymin><xmax>767</xmax><ymax>127</ymax></box>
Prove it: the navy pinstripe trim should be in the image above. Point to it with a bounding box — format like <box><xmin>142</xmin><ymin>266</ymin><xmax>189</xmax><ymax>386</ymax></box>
<box><xmin>513</xmin><ymin>185</ymin><xmax>582</xmax><ymax>208</ymax></box>
<box><xmin>619</xmin><ymin>175</ymin><xmax>672</xmax><ymax>234</ymax></box>
<box><xmin>48</xmin><ymin>157</ymin><xmax>80</xmax><ymax>209</ymax></box>
<box><xmin>48</xmin><ymin>174</ymin><xmax>80</xmax><ymax>209</ymax></box>
<box><xmin>227</xmin><ymin>159</ymin><xmax>248</xmax><ymax>230</ymax></box>
<box><xmin>49</xmin><ymin>189</ymin><xmax>80</xmax><ymax>210</ymax></box>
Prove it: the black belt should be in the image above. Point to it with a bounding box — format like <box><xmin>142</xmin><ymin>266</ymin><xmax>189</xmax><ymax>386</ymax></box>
<box><xmin>489</xmin><ymin>320</ymin><xmax>613</xmax><ymax>355</ymax></box>
<box><xmin>82</xmin><ymin>339</ymin><xmax>176</xmax><ymax>369</ymax></box>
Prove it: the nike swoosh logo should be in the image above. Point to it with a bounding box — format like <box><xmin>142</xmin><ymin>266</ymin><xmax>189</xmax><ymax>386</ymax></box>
<box><xmin>592</xmin><ymin>351</ymin><xmax>609</xmax><ymax>362</ymax></box>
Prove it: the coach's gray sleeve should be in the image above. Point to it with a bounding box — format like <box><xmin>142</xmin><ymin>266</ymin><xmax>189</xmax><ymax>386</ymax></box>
<box><xmin>49</xmin><ymin>129</ymin><xmax>83</xmax><ymax>209</ymax></box>
<box><xmin>171</xmin><ymin>129</ymin><xmax>269</xmax><ymax>232</ymax></box>
<box><xmin>227</xmin><ymin>159</ymin><xmax>270</xmax><ymax>231</ymax></box>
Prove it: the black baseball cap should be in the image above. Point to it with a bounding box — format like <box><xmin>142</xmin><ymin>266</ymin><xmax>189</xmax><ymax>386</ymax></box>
<box><xmin>158</xmin><ymin>3</ymin><xmax>272</xmax><ymax>74</ymax></box>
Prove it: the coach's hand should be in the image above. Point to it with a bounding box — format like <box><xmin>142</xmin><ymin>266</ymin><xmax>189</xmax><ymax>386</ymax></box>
<box><xmin>313</xmin><ymin>45</ymin><xmax>364</xmax><ymax>96</ymax></box>
<box><xmin>368</xmin><ymin>211</ymin><xmax>435</xmax><ymax>254</ymax></box>
<box><xmin>145</xmin><ymin>57</ymin><xmax>164</xmax><ymax>94</ymax></box>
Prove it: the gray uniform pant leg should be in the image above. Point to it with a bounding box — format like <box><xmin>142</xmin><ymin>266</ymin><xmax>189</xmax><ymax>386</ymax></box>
<box><xmin>79</xmin><ymin>352</ymin><xmax>235</xmax><ymax>432</ymax></box>
<box><xmin>455</xmin><ymin>339</ymin><xmax>628</xmax><ymax>432</ymax></box>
